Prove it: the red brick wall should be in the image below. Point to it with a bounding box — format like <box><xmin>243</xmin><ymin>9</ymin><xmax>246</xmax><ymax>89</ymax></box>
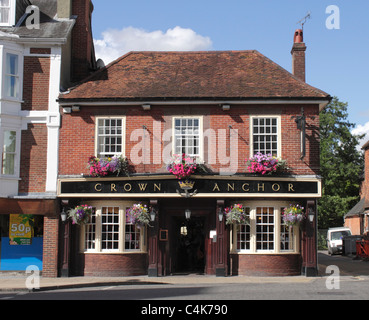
<box><xmin>59</xmin><ymin>104</ymin><xmax>321</xmax><ymax>176</ymax></box>
<box><xmin>19</xmin><ymin>124</ymin><xmax>47</xmax><ymax>193</ymax></box>
<box><xmin>71</xmin><ymin>0</ymin><xmax>94</xmax><ymax>83</ymax></box>
<box><xmin>230</xmin><ymin>253</ymin><xmax>301</xmax><ymax>276</ymax></box>
<box><xmin>22</xmin><ymin>56</ymin><xmax>50</xmax><ymax>111</ymax></box>
<box><xmin>344</xmin><ymin>217</ymin><xmax>361</xmax><ymax>235</ymax></box>
<box><xmin>83</xmin><ymin>253</ymin><xmax>147</xmax><ymax>276</ymax></box>
<box><xmin>42</xmin><ymin>216</ymin><xmax>59</xmax><ymax>278</ymax></box>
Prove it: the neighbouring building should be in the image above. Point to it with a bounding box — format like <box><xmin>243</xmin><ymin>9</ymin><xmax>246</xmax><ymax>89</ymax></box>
<box><xmin>0</xmin><ymin>0</ymin><xmax>96</xmax><ymax>277</ymax></box>
<box><xmin>344</xmin><ymin>140</ymin><xmax>369</xmax><ymax>235</ymax></box>
<box><xmin>57</xmin><ymin>28</ymin><xmax>331</xmax><ymax>277</ymax></box>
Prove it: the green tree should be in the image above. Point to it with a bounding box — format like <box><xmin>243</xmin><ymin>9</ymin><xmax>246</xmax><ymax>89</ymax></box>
<box><xmin>319</xmin><ymin>97</ymin><xmax>364</xmax><ymax>229</ymax></box>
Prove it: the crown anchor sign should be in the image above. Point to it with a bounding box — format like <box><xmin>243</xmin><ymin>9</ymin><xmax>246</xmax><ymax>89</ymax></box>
<box><xmin>176</xmin><ymin>180</ymin><xmax>197</xmax><ymax>198</ymax></box>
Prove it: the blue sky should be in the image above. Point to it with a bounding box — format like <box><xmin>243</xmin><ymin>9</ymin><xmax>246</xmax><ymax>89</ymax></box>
<box><xmin>91</xmin><ymin>0</ymin><xmax>369</xmax><ymax>144</ymax></box>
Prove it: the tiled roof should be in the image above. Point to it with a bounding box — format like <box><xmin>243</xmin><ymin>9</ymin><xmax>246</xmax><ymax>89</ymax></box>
<box><xmin>59</xmin><ymin>50</ymin><xmax>330</xmax><ymax>102</ymax></box>
<box><xmin>0</xmin><ymin>0</ymin><xmax>75</xmax><ymax>41</ymax></box>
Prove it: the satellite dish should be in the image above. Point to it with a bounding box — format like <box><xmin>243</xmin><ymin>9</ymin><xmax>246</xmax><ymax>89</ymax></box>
<box><xmin>96</xmin><ymin>58</ymin><xmax>105</xmax><ymax>69</ymax></box>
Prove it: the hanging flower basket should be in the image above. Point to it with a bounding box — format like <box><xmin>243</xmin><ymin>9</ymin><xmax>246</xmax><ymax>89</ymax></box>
<box><xmin>245</xmin><ymin>152</ymin><xmax>287</xmax><ymax>175</ymax></box>
<box><xmin>126</xmin><ymin>203</ymin><xmax>151</xmax><ymax>228</ymax></box>
<box><xmin>224</xmin><ymin>204</ymin><xmax>250</xmax><ymax>226</ymax></box>
<box><xmin>166</xmin><ymin>153</ymin><xmax>197</xmax><ymax>180</ymax></box>
<box><xmin>68</xmin><ymin>205</ymin><xmax>93</xmax><ymax>225</ymax></box>
<box><xmin>282</xmin><ymin>204</ymin><xmax>305</xmax><ymax>228</ymax></box>
<box><xmin>88</xmin><ymin>155</ymin><xmax>129</xmax><ymax>177</ymax></box>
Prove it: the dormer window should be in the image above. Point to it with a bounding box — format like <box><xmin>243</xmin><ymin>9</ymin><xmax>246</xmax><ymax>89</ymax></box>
<box><xmin>0</xmin><ymin>0</ymin><xmax>15</xmax><ymax>26</ymax></box>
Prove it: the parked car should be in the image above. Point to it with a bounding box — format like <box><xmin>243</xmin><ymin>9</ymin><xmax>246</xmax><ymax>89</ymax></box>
<box><xmin>327</xmin><ymin>227</ymin><xmax>352</xmax><ymax>255</ymax></box>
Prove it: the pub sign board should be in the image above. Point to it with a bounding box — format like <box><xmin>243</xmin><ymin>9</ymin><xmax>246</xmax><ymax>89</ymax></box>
<box><xmin>58</xmin><ymin>175</ymin><xmax>321</xmax><ymax>198</ymax></box>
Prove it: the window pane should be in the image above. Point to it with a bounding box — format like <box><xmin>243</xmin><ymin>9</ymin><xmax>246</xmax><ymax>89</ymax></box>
<box><xmin>125</xmin><ymin>222</ymin><xmax>141</xmax><ymax>251</ymax></box>
<box><xmin>2</xmin><ymin>131</ymin><xmax>16</xmax><ymax>175</ymax></box>
<box><xmin>280</xmin><ymin>207</ymin><xmax>294</xmax><ymax>251</ymax></box>
<box><xmin>101</xmin><ymin>207</ymin><xmax>119</xmax><ymax>251</ymax></box>
<box><xmin>85</xmin><ymin>208</ymin><xmax>96</xmax><ymax>250</ymax></box>
<box><xmin>252</xmin><ymin>117</ymin><xmax>278</xmax><ymax>155</ymax></box>
<box><xmin>256</xmin><ymin>207</ymin><xmax>274</xmax><ymax>251</ymax></box>
<box><xmin>237</xmin><ymin>207</ymin><xmax>250</xmax><ymax>251</ymax></box>
<box><xmin>6</xmin><ymin>53</ymin><xmax>18</xmax><ymax>75</ymax></box>
<box><xmin>0</xmin><ymin>8</ymin><xmax>9</xmax><ymax>23</ymax></box>
<box><xmin>4</xmin><ymin>130</ymin><xmax>15</xmax><ymax>152</ymax></box>
<box><xmin>97</xmin><ymin>118</ymin><xmax>124</xmax><ymax>157</ymax></box>
<box><xmin>174</xmin><ymin>117</ymin><xmax>200</xmax><ymax>157</ymax></box>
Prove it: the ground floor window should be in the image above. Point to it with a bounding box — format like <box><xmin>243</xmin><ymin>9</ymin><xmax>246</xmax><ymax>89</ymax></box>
<box><xmin>81</xmin><ymin>201</ymin><xmax>147</xmax><ymax>253</ymax></box>
<box><xmin>231</xmin><ymin>201</ymin><xmax>299</xmax><ymax>254</ymax></box>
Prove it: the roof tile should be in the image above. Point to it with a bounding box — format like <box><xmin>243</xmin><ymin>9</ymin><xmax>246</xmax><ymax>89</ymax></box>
<box><xmin>60</xmin><ymin>50</ymin><xmax>330</xmax><ymax>101</ymax></box>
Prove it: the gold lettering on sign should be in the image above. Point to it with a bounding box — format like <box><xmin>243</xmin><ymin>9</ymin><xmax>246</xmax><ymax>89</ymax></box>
<box><xmin>258</xmin><ymin>183</ymin><xmax>265</xmax><ymax>192</ymax></box>
<box><xmin>288</xmin><ymin>183</ymin><xmax>295</xmax><ymax>192</ymax></box>
<box><xmin>138</xmin><ymin>183</ymin><xmax>148</xmax><ymax>191</ymax></box>
<box><xmin>227</xmin><ymin>183</ymin><xmax>235</xmax><ymax>192</ymax></box>
<box><xmin>111</xmin><ymin>184</ymin><xmax>117</xmax><ymax>192</ymax></box>
<box><xmin>94</xmin><ymin>183</ymin><xmax>102</xmax><ymax>192</ymax></box>
<box><xmin>213</xmin><ymin>183</ymin><xmax>220</xmax><ymax>192</ymax></box>
<box><xmin>242</xmin><ymin>183</ymin><xmax>250</xmax><ymax>192</ymax></box>
<box><xmin>272</xmin><ymin>183</ymin><xmax>280</xmax><ymax>192</ymax></box>
<box><xmin>154</xmin><ymin>183</ymin><xmax>161</xmax><ymax>192</ymax></box>
<box><xmin>124</xmin><ymin>183</ymin><xmax>132</xmax><ymax>192</ymax></box>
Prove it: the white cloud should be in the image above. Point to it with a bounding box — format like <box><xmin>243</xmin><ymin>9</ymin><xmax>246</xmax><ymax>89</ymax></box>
<box><xmin>352</xmin><ymin>121</ymin><xmax>369</xmax><ymax>148</ymax></box>
<box><xmin>94</xmin><ymin>26</ymin><xmax>213</xmax><ymax>65</ymax></box>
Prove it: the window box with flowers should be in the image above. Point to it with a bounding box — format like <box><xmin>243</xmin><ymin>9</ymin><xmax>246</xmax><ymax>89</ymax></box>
<box><xmin>166</xmin><ymin>153</ymin><xmax>197</xmax><ymax>179</ymax></box>
<box><xmin>87</xmin><ymin>155</ymin><xmax>131</xmax><ymax>177</ymax></box>
<box><xmin>245</xmin><ymin>152</ymin><xmax>287</xmax><ymax>175</ymax></box>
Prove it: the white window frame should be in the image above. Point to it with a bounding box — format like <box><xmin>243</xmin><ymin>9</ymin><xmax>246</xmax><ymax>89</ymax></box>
<box><xmin>0</xmin><ymin>127</ymin><xmax>20</xmax><ymax>178</ymax></box>
<box><xmin>3</xmin><ymin>50</ymin><xmax>22</xmax><ymax>100</ymax></box>
<box><xmin>80</xmin><ymin>201</ymin><xmax>147</xmax><ymax>254</ymax></box>
<box><xmin>172</xmin><ymin>116</ymin><xmax>204</xmax><ymax>161</ymax></box>
<box><xmin>0</xmin><ymin>0</ymin><xmax>16</xmax><ymax>26</ymax></box>
<box><xmin>231</xmin><ymin>201</ymin><xmax>300</xmax><ymax>254</ymax></box>
<box><xmin>250</xmin><ymin>115</ymin><xmax>281</xmax><ymax>157</ymax></box>
<box><xmin>95</xmin><ymin>116</ymin><xmax>126</xmax><ymax>158</ymax></box>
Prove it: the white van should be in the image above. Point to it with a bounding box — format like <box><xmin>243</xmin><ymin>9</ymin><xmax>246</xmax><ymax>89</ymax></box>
<box><xmin>327</xmin><ymin>227</ymin><xmax>352</xmax><ymax>255</ymax></box>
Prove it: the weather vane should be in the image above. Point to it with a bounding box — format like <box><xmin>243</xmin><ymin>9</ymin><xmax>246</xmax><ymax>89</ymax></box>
<box><xmin>297</xmin><ymin>11</ymin><xmax>311</xmax><ymax>30</ymax></box>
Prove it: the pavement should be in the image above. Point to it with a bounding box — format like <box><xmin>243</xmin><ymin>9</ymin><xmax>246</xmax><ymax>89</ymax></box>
<box><xmin>0</xmin><ymin>273</ymin><xmax>317</xmax><ymax>292</ymax></box>
<box><xmin>0</xmin><ymin>251</ymin><xmax>367</xmax><ymax>292</ymax></box>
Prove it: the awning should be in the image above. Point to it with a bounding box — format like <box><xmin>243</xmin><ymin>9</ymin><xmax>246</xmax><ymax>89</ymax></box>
<box><xmin>0</xmin><ymin>198</ymin><xmax>58</xmax><ymax>216</ymax></box>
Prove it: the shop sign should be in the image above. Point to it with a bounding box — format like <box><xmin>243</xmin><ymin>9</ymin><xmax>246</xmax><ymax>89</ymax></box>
<box><xmin>9</xmin><ymin>214</ymin><xmax>33</xmax><ymax>245</ymax></box>
<box><xmin>58</xmin><ymin>176</ymin><xmax>321</xmax><ymax>198</ymax></box>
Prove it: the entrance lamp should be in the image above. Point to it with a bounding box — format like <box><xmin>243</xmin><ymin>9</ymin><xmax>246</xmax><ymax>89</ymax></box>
<box><xmin>185</xmin><ymin>209</ymin><xmax>191</xmax><ymax>220</ymax></box>
<box><xmin>308</xmin><ymin>207</ymin><xmax>315</xmax><ymax>223</ymax></box>
<box><xmin>150</xmin><ymin>208</ymin><xmax>156</xmax><ymax>222</ymax></box>
<box><xmin>61</xmin><ymin>208</ymin><xmax>67</xmax><ymax>222</ymax></box>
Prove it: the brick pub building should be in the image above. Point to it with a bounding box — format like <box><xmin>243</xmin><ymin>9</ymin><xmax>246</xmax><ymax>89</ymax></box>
<box><xmin>0</xmin><ymin>0</ymin><xmax>96</xmax><ymax>277</ymax></box>
<box><xmin>57</xmin><ymin>28</ymin><xmax>331</xmax><ymax>277</ymax></box>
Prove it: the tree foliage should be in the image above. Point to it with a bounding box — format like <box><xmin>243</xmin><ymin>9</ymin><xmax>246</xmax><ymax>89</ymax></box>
<box><xmin>319</xmin><ymin>97</ymin><xmax>364</xmax><ymax>229</ymax></box>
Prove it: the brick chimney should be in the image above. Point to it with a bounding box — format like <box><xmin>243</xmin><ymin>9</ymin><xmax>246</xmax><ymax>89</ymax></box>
<box><xmin>57</xmin><ymin>0</ymin><xmax>72</xmax><ymax>19</ymax></box>
<box><xmin>71</xmin><ymin>0</ymin><xmax>96</xmax><ymax>83</ymax></box>
<box><xmin>291</xmin><ymin>29</ymin><xmax>307</xmax><ymax>82</ymax></box>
